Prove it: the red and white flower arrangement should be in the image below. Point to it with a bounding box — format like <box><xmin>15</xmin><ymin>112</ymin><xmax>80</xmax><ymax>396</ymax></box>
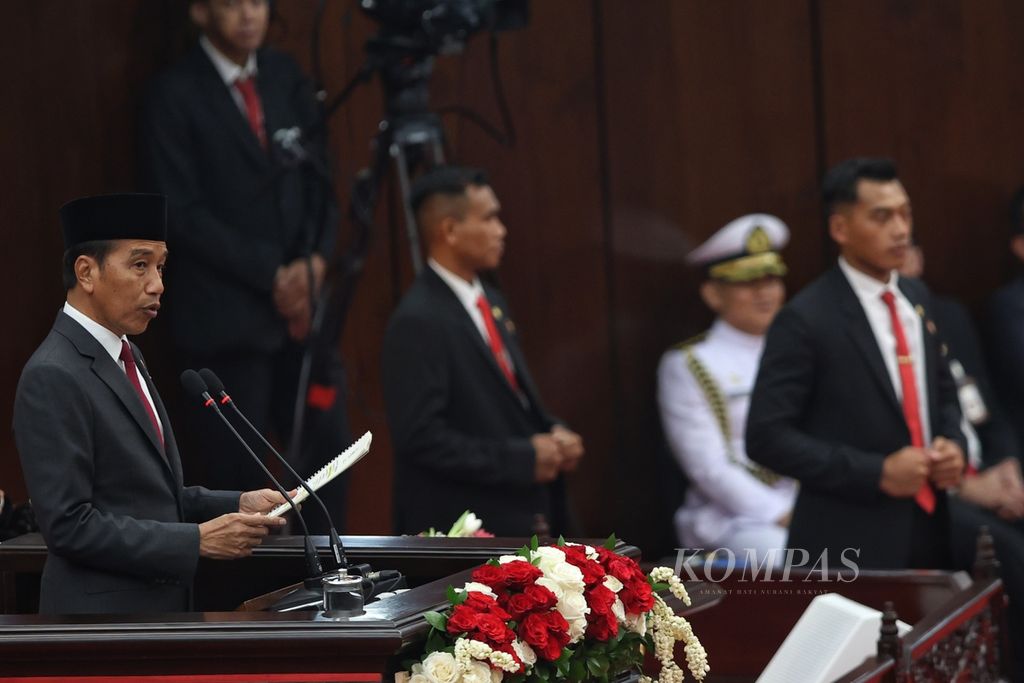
<box><xmin>395</xmin><ymin>536</ymin><xmax>709</xmax><ymax>683</ymax></box>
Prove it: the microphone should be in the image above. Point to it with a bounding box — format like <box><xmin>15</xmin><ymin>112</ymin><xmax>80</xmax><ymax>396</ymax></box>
<box><xmin>198</xmin><ymin>367</ymin><xmax>348</xmax><ymax>570</ymax></box>
<box><xmin>180</xmin><ymin>369</ymin><xmax>324</xmax><ymax>582</ymax></box>
<box><xmin>272</xmin><ymin>126</ymin><xmax>308</xmax><ymax>167</ymax></box>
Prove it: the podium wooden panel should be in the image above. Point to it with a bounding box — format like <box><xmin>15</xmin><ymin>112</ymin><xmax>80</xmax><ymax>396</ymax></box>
<box><xmin>0</xmin><ymin>533</ymin><xmax>638</xmax><ymax>613</ymax></box>
<box><xmin>683</xmin><ymin>569</ymin><xmax>1009</xmax><ymax>682</ymax></box>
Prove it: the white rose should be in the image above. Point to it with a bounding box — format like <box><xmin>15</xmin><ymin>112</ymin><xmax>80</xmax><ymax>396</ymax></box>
<box><xmin>624</xmin><ymin>610</ymin><xmax>647</xmax><ymax>637</ymax></box>
<box><xmin>612</xmin><ymin>597</ymin><xmax>626</xmax><ymax>622</ymax></box>
<box><xmin>491</xmin><ymin>669</ymin><xmax>504</xmax><ymax>683</ymax></box>
<box><xmin>533</xmin><ymin>546</ymin><xmax>566</xmax><ymax>573</ymax></box>
<box><xmin>457</xmin><ymin>582</ymin><xmax>497</xmax><ymax>598</ymax></box>
<box><xmin>408</xmin><ymin>676</ymin><xmax>431</xmax><ymax>683</ymax></box>
<box><xmin>512</xmin><ymin>639</ymin><xmax>537</xmax><ymax>667</ymax></box>
<box><xmin>422</xmin><ymin>651</ymin><xmax>460</xmax><ymax>683</ymax></box>
<box><xmin>395</xmin><ymin>672</ymin><xmax>410</xmax><ymax>683</ymax></box>
<box><xmin>603</xmin><ymin>575</ymin><xmax>623</xmax><ymax>593</ymax></box>
<box><xmin>459</xmin><ymin>660</ymin><xmax>494</xmax><ymax>683</ymax></box>
<box><xmin>497</xmin><ymin>555</ymin><xmax>527</xmax><ymax>565</ymax></box>
<box><xmin>547</xmin><ymin>561</ymin><xmax>585</xmax><ymax>593</ymax></box>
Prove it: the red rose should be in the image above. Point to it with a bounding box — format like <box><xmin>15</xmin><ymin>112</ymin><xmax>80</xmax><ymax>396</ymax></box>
<box><xmin>619</xmin><ymin>579</ymin><xmax>654</xmax><ymax>614</ymax></box>
<box><xmin>502</xmin><ymin>560</ymin><xmax>543</xmax><ymax>588</ymax></box>
<box><xmin>519</xmin><ymin>612</ymin><xmax>550</xmax><ymax>651</ymax></box>
<box><xmin>587</xmin><ymin>609</ymin><xmax>618</xmax><ymax>641</ymax></box>
<box><xmin>464</xmin><ymin>592</ymin><xmax>512</xmax><ymax>621</ymax></box>
<box><xmin>524</xmin><ymin>584</ymin><xmax>558</xmax><ymax>611</ymax></box>
<box><xmin>586</xmin><ymin>584</ymin><xmax>616</xmax><ymax>615</ymax></box>
<box><xmin>542</xmin><ymin>610</ymin><xmax>571</xmax><ymax>643</ymax></box>
<box><xmin>476</xmin><ymin>612</ymin><xmax>515</xmax><ymax>645</ymax></box>
<box><xmin>506</xmin><ymin>592</ymin><xmax>535</xmax><ymax>620</ymax></box>
<box><xmin>472</xmin><ymin>564</ymin><xmax>507</xmax><ymax>590</ymax></box>
<box><xmin>447</xmin><ymin>604</ymin><xmax>481</xmax><ymax>635</ymax></box>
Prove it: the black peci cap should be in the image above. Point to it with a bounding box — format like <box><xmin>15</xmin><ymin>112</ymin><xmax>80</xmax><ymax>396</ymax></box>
<box><xmin>59</xmin><ymin>193</ymin><xmax>167</xmax><ymax>250</ymax></box>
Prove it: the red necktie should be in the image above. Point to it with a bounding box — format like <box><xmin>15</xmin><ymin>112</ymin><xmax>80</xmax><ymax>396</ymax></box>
<box><xmin>234</xmin><ymin>77</ymin><xmax>267</xmax><ymax>149</ymax></box>
<box><xmin>120</xmin><ymin>340</ymin><xmax>164</xmax><ymax>447</ymax></box>
<box><xmin>880</xmin><ymin>291</ymin><xmax>935</xmax><ymax>513</ymax></box>
<box><xmin>475</xmin><ymin>294</ymin><xmax>520</xmax><ymax>391</ymax></box>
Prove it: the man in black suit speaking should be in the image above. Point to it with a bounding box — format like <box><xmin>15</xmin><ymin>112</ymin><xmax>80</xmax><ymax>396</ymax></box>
<box><xmin>140</xmin><ymin>0</ymin><xmax>348</xmax><ymax>533</ymax></box>
<box><xmin>747</xmin><ymin>158</ymin><xmax>966</xmax><ymax>570</ymax></box>
<box><xmin>382</xmin><ymin>166</ymin><xmax>584</xmax><ymax>537</ymax></box>
<box><xmin>13</xmin><ymin>194</ymin><xmax>287</xmax><ymax>614</ymax></box>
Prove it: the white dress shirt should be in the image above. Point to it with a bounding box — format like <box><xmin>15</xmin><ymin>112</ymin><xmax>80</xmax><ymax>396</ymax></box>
<box><xmin>838</xmin><ymin>257</ymin><xmax>931</xmax><ymax>443</ymax></box>
<box><xmin>200</xmin><ymin>35</ymin><xmax>258</xmax><ymax>114</ymax></box>
<box><xmin>62</xmin><ymin>302</ymin><xmax>163</xmax><ymax>440</ymax></box>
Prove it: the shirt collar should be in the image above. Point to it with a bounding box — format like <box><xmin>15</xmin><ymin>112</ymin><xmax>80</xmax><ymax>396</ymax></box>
<box><xmin>200</xmin><ymin>35</ymin><xmax>258</xmax><ymax>86</ymax></box>
<box><xmin>709</xmin><ymin>318</ymin><xmax>765</xmax><ymax>352</ymax></box>
<box><xmin>838</xmin><ymin>256</ymin><xmax>901</xmax><ymax>301</ymax></box>
<box><xmin>428</xmin><ymin>258</ymin><xmax>484</xmax><ymax>309</ymax></box>
<box><xmin>63</xmin><ymin>301</ymin><xmax>126</xmax><ymax>364</ymax></box>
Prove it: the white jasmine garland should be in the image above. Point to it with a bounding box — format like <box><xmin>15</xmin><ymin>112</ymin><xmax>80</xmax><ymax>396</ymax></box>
<box><xmin>487</xmin><ymin>649</ymin><xmax>519</xmax><ymax>673</ymax></box>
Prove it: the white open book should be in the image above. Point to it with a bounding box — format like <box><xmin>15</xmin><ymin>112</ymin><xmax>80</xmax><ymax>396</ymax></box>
<box><xmin>756</xmin><ymin>593</ymin><xmax>911</xmax><ymax>683</ymax></box>
<box><xmin>268</xmin><ymin>431</ymin><xmax>373</xmax><ymax>517</ymax></box>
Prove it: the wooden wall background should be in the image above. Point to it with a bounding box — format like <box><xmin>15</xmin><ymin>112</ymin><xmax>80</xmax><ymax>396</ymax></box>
<box><xmin>2</xmin><ymin>0</ymin><xmax>1022</xmax><ymax>558</ymax></box>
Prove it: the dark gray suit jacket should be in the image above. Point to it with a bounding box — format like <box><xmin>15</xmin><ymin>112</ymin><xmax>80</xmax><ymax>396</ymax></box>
<box><xmin>13</xmin><ymin>312</ymin><xmax>239</xmax><ymax>614</ymax></box>
<box><xmin>382</xmin><ymin>269</ymin><xmax>569</xmax><ymax>537</ymax></box>
<box><xmin>746</xmin><ymin>267</ymin><xmax>965</xmax><ymax>569</ymax></box>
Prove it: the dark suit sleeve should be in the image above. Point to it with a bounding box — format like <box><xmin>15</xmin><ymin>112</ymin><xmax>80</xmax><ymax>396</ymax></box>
<box><xmin>746</xmin><ymin>306</ymin><xmax>886</xmax><ymax>502</ymax></box>
<box><xmin>140</xmin><ymin>78</ymin><xmax>283</xmax><ymax>292</ymax></box>
<box><xmin>14</xmin><ymin>362</ymin><xmax>201</xmax><ymax>582</ymax></box>
<box><xmin>382</xmin><ymin>313</ymin><xmax>537</xmax><ymax>487</ymax></box>
<box><xmin>181</xmin><ymin>487</ymin><xmax>240</xmax><ymax>523</ymax></box>
<box><xmin>288</xmin><ymin>68</ymin><xmax>338</xmax><ymax>261</ymax></box>
<box><xmin>988</xmin><ymin>287</ymin><xmax>1024</xmax><ymax>390</ymax></box>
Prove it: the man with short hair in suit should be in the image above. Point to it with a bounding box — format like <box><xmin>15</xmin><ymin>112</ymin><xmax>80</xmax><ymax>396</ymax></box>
<box><xmin>381</xmin><ymin>166</ymin><xmax>584</xmax><ymax>537</ymax></box>
<box><xmin>746</xmin><ymin>157</ymin><xmax>966</xmax><ymax>571</ymax></box>
<box><xmin>13</xmin><ymin>193</ymin><xmax>287</xmax><ymax>614</ymax></box>
<box><xmin>141</xmin><ymin>0</ymin><xmax>348</xmax><ymax>533</ymax></box>
<box><xmin>988</xmin><ymin>185</ymin><xmax>1024</xmax><ymax>454</ymax></box>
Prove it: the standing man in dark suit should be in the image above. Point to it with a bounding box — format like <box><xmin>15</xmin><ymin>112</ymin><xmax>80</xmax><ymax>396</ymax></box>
<box><xmin>746</xmin><ymin>158</ymin><xmax>966</xmax><ymax>571</ymax></box>
<box><xmin>988</xmin><ymin>185</ymin><xmax>1024</xmax><ymax>453</ymax></box>
<box><xmin>382</xmin><ymin>166</ymin><xmax>584</xmax><ymax>537</ymax></box>
<box><xmin>13</xmin><ymin>194</ymin><xmax>287</xmax><ymax>614</ymax></box>
<box><xmin>140</xmin><ymin>0</ymin><xmax>348</xmax><ymax>533</ymax></box>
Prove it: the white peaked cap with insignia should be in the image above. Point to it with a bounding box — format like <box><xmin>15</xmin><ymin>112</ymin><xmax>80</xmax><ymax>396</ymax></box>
<box><xmin>686</xmin><ymin>213</ymin><xmax>790</xmax><ymax>282</ymax></box>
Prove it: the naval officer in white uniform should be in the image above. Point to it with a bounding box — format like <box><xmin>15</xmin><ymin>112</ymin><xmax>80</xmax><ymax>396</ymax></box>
<box><xmin>658</xmin><ymin>213</ymin><xmax>797</xmax><ymax>564</ymax></box>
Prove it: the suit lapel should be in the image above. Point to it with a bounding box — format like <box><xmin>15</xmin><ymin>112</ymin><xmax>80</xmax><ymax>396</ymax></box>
<box><xmin>132</xmin><ymin>345</ymin><xmax>185</xmax><ymax>489</ymax></box>
<box><xmin>425</xmin><ymin>271</ymin><xmax>526</xmax><ymax>405</ymax></box>
<box><xmin>191</xmin><ymin>45</ymin><xmax>269</xmax><ymax>170</ymax></box>
<box><xmin>54</xmin><ymin>314</ymin><xmax>173</xmax><ymax>476</ymax></box>
<box><xmin>829</xmin><ymin>268</ymin><xmax>904</xmax><ymax>416</ymax></box>
<box><xmin>484</xmin><ymin>285</ymin><xmax>544</xmax><ymax>408</ymax></box>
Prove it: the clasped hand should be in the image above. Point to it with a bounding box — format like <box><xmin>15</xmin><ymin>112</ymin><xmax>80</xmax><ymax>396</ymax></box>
<box><xmin>531</xmin><ymin>426</ymin><xmax>585</xmax><ymax>483</ymax></box>
<box><xmin>880</xmin><ymin>436</ymin><xmax>964</xmax><ymax>497</ymax></box>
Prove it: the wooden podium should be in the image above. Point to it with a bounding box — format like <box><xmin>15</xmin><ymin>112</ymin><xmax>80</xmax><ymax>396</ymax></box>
<box><xmin>0</xmin><ymin>534</ymin><xmax>641</xmax><ymax>680</ymax></box>
<box><xmin>0</xmin><ymin>533</ymin><xmax>1011</xmax><ymax>681</ymax></box>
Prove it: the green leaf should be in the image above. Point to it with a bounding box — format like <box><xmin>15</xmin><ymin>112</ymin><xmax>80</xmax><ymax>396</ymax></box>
<box><xmin>557</xmin><ymin>535</ymin><xmax>567</xmax><ymax>546</ymax></box>
<box><xmin>603</xmin><ymin>533</ymin><xmax>618</xmax><ymax>551</ymax></box>
<box><xmin>423</xmin><ymin>610</ymin><xmax>448</xmax><ymax>631</ymax></box>
<box><xmin>587</xmin><ymin>656</ymin><xmax>609</xmax><ymax>676</ymax></box>
<box><xmin>530</xmin><ymin>534</ymin><xmax>540</xmax><ymax>551</ymax></box>
<box><xmin>569</xmin><ymin>659</ymin><xmax>587</xmax><ymax>681</ymax></box>
<box><xmin>446</xmin><ymin>585</ymin><xmax>467</xmax><ymax>605</ymax></box>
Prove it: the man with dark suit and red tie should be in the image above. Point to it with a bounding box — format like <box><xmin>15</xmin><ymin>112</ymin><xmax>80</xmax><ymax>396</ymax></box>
<box><xmin>381</xmin><ymin>166</ymin><xmax>585</xmax><ymax>537</ymax></box>
<box><xmin>140</xmin><ymin>0</ymin><xmax>349</xmax><ymax>533</ymax></box>
<box><xmin>746</xmin><ymin>158</ymin><xmax>967</xmax><ymax>571</ymax></box>
<box><xmin>13</xmin><ymin>194</ymin><xmax>287</xmax><ymax>614</ymax></box>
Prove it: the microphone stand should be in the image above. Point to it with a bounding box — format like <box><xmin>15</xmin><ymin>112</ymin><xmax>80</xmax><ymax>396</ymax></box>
<box><xmin>198</xmin><ymin>368</ymin><xmax>347</xmax><ymax>570</ymax></box>
<box><xmin>182</xmin><ymin>371</ymin><xmax>333</xmax><ymax>612</ymax></box>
